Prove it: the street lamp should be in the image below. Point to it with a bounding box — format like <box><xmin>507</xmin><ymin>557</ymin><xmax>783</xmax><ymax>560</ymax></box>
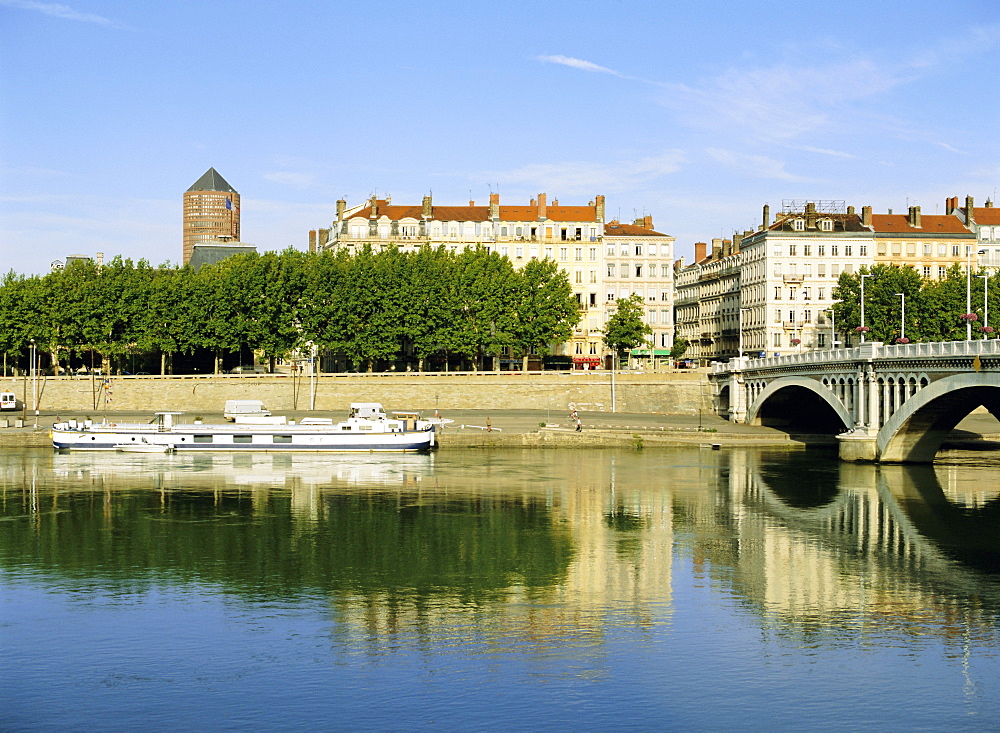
<box><xmin>979</xmin><ymin>274</ymin><xmax>990</xmax><ymax>339</ymax></box>
<box><xmin>967</xmin><ymin>246</ymin><xmax>973</xmax><ymax>341</ymax></box>
<box><xmin>896</xmin><ymin>293</ymin><xmax>906</xmax><ymax>342</ymax></box>
<box><xmin>29</xmin><ymin>338</ymin><xmax>37</xmax><ymax>429</ymax></box>
<box><xmin>859</xmin><ymin>273</ymin><xmax>872</xmax><ymax>343</ymax></box>
<box><xmin>828</xmin><ymin>300</ymin><xmax>841</xmax><ymax>349</ymax></box>
<box><xmin>739</xmin><ymin>307</ymin><xmax>752</xmax><ymax>358</ymax></box>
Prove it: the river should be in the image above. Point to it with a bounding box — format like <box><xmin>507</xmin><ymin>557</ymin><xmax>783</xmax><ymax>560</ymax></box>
<box><xmin>2</xmin><ymin>446</ymin><xmax>1000</xmax><ymax>730</ymax></box>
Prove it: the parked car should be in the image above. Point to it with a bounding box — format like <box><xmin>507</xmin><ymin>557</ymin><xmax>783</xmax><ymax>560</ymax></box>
<box><xmin>228</xmin><ymin>365</ymin><xmax>268</xmax><ymax>374</ymax></box>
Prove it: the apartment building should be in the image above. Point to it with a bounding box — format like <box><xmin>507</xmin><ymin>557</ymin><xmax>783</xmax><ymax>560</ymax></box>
<box><xmin>673</xmin><ymin>238</ymin><xmax>742</xmax><ymax>363</ymax></box>
<box><xmin>872</xmin><ymin>204</ymin><xmax>976</xmax><ymax>279</ymax></box>
<box><xmin>314</xmin><ymin>193</ymin><xmax>674</xmax><ymax>367</ymax></box>
<box><xmin>183</xmin><ymin>168</ymin><xmax>240</xmax><ymax>265</ymax></box>
<box><xmin>948</xmin><ymin>195</ymin><xmax>1000</xmax><ymax>272</ymax></box>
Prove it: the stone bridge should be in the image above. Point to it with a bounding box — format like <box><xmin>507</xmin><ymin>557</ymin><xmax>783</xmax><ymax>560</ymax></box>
<box><xmin>709</xmin><ymin>341</ymin><xmax>1000</xmax><ymax>463</ymax></box>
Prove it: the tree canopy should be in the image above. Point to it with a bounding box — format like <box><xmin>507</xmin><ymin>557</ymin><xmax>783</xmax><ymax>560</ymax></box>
<box><xmin>0</xmin><ymin>246</ymin><xmax>581</xmax><ymax>374</ymax></box>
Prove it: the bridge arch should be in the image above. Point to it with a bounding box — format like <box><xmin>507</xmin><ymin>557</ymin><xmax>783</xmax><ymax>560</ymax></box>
<box><xmin>747</xmin><ymin>376</ymin><xmax>853</xmax><ymax>434</ymax></box>
<box><xmin>878</xmin><ymin>373</ymin><xmax>1000</xmax><ymax>463</ymax></box>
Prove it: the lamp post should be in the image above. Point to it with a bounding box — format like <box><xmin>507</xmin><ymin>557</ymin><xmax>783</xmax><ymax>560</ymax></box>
<box><xmin>828</xmin><ymin>300</ymin><xmax>841</xmax><ymax>349</ymax></box>
<box><xmin>859</xmin><ymin>273</ymin><xmax>871</xmax><ymax>343</ymax></box>
<box><xmin>966</xmin><ymin>245</ymin><xmax>973</xmax><ymax>341</ymax></box>
<box><xmin>29</xmin><ymin>338</ymin><xmax>37</xmax><ymax>429</ymax></box>
<box><xmin>738</xmin><ymin>307</ymin><xmax>752</xmax><ymax>358</ymax></box>
<box><xmin>979</xmin><ymin>274</ymin><xmax>989</xmax><ymax>339</ymax></box>
<box><xmin>896</xmin><ymin>293</ymin><xmax>906</xmax><ymax>341</ymax></box>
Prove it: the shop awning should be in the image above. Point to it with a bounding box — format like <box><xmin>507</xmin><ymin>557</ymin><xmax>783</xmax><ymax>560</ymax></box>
<box><xmin>629</xmin><ymin>348</ymin><xmax>671</xmax><ymax>357</ymax></box>
<box><xmin>572</xmin><ymin>356</ymin><xmax>602</xmax><ymax>363</ymax></box>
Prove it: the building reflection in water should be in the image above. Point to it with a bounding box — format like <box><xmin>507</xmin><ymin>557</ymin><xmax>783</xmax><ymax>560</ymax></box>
<box><xmin>2</xmin><ymin>447</ymin><xmax>999</xmax><ymax>656</ymax></box>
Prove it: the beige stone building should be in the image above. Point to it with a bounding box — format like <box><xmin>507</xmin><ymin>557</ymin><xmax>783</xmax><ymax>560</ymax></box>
<box><xmin>314</xmin><ymin>194</ymin><xmax>675</xmax><ymax>367</ymax></box>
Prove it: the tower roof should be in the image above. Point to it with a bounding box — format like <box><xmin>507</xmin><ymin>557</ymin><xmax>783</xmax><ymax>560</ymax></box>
<box><xmin>187</xmin><ymin>167</ymin><xmax>236</xmax><ymax>193</ymax></box>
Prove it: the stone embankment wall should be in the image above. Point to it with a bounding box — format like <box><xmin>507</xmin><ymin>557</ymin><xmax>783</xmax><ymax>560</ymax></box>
<box><xmin>6</xmin><ymin>371</ymin><xmax>712</xmax><ymax>415</ymax></box>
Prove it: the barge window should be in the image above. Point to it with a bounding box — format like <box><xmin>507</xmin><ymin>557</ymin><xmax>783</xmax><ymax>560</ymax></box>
<box><xmin>194</xmin><ymin>435</ymin><xmax>213</xmax><ymax>443</ymax></box>
<box><xmin>273</xmin><ymin>435</ymin><xmax>292</xmax><ymax>444</ymax></box>
<box><xmin>234</xmin><ymin>435</ymin><xmax>253</xmax><ymax>444</ymax></box>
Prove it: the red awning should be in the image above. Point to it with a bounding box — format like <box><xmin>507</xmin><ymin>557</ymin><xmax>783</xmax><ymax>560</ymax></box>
<box><xmin>572</xmin><ymin>356</ymin><xmax>601</xmax><ymax>363</ymax></box>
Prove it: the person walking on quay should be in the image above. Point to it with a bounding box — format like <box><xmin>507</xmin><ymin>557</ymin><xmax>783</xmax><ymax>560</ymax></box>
<box><xmin>575</xmin><ymin>415</ymin><xmax>582</xmax><ymax>432</ymax></box>
<box><xmin>486</xmin><ymin>416</ymin><xmax>492</xmax><ymax>432</ymax></box>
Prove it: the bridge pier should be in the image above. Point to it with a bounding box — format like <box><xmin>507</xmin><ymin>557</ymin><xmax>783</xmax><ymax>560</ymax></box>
<box><xmin>837</xmin><ymin>430</ymin><xmax>878</xmax><ymax>462</ymax></box>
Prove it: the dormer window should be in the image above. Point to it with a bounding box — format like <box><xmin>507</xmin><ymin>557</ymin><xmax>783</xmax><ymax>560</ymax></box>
<box><xmin>819</xmin><ymin>218</ymin><xmax>833</xmax><ymax>232</ymax></box>
<box><xmin>792</xmin><ymin>218</ymin><xmax>805</xmax><ymax>231</ymax></box>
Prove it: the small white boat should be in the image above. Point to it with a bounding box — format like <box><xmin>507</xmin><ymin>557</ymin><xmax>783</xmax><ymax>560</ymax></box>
<box><xmin>54</xmin><ymin>403</ymin><xmax>436</xmax><ymax>453</ymax></box>
<box><xmin>115</xmin><ymin>438</ymin><xmax>174</xmax><ymax>454</ymax></box>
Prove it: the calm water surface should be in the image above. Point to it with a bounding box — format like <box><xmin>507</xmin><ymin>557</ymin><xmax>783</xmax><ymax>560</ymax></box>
<box><xmin>2</xmin><ymin>446</ymin><xmax>1000</xmax><ymax>730</ymax></box>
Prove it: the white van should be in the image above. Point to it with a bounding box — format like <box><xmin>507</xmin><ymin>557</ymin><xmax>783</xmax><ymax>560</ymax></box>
<box><xmin>0</xmin><ymin>392</ymin><xmax>17</xmax><ymax>411</ymax></box>
<box><xmin>223</xmin><ymin>399</ymin><xmax>271</xmax><ymax>421</ymax></box>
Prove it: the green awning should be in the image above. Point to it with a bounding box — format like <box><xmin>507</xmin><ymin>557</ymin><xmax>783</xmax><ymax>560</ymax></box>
<box><xmin>629</xmin><ymin>348</ymin><xmax>671</xmax><ymax>356</ymax></box>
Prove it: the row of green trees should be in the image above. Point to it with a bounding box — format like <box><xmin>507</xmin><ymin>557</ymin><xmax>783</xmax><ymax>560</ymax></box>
<box><xmin>0</xmin><ymin>246</ymin><xmax>589</xmax><ymax>374</ymax></box>
<box><xmin>831</xmin><ymin>264</ymin><xmax>1000</xmax><ymax>343</ymax></box>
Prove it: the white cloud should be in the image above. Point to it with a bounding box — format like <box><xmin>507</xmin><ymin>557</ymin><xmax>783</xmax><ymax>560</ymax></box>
<box><xmin>795</xmin><ymin>145</ymin><xmax>857</xmax><ymax>159</ymax></box>
<box><xmin>477</xmin><ymin>152</ymin><xmax>685</xmax><ymax>194</ymax></box>
<box><xmin>0</xmin><ymin>0</ymin><xmax>129</xmax><ymax>28</ymax></box>
<box><xmin>706</xmin><ymin>149</ymin><xmax>809</xmax><ymax>182</ymax></box>
<box><xmin>536</xmin><ymin>55</ymin><xmax>631</xmax><ymax>79</ymax></box>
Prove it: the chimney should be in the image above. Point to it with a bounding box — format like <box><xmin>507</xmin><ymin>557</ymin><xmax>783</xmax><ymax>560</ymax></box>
<box><xmin>847</xmin><ymin>205</ymin><xmax>855</xmax><ymax>216</ymax></box>
<box><xmin>945</xmin><ymin>196</ymin><xmax>957</xmax><ymax>215</ymax></box>
<box><xmin>319</xmin><ymin>228</ymin><xmax>330</xmax><ymax>248</ymax></box>
<box><xmin>908</xmin><ymin>205</ymin><xmax>922</xmax><ymax>228</ymax></box>
<box><xmin>987</xmin><ymin>199</ymin><xmax>995</xmax><ymax>208</ymax></box>
<box><xmin>805</xmin><ymin>201</ymin><xmax>817</xmax><ymax>229</ymax></box>
<box><xmin>530</xmin><ymin>198</ymin><xmax>536</xmax><ymax>207</ymax></box>
<box><xmin>711</xmin><ymin>238</ymin><xmax>723</xmax><ymax>260</ymax></box>
<box><xmin>732</xmin><ymin>232</ymin><xmax>743</xmax><ymax>252</ymax></box>
<box><xmin>862</xmin><ymin>206</ymin><xmax>872</xmax><ymax>227</ymax></box>
<box><xmin>95</xmin><ymin>252</ymin><xmax>104</xmax><ymax>269</ymax></box>
<box><xmin>595</xmin><ymin>195</ymin><xmax>605</xmax><ymax>222</ymax></box>
<box><xmin>489</xmin><ymin>193</ymin><xmax>499</xmax><ymax>220</ymax></box>
<box><xmin>336</xmin><ymin>199</ymin><xmax>346</xmax><ymax>221</ymax></box>
<box><xmin>369</xmin><ymin>195</ymin><xmax>378</xmax><ymax>218</ymax></box>
<box><xmin>309</xmin><ymin>230</ymin><xmax>317</xmax><ymax>253</ymax></box>
<box><xmin>537</xmin><ymin>193</ymin><xmax>547</xmax><ymax>219</ymax></box>
<box><xmin>552</xmin><ymin>199</ymin><xmax>558</xmax><ymax>206</ymax></box>
<box><xmin>722</xmin><ymin>239</ymin><xmax>732</xmax><ymax>258</ymax></box>
<box><xmin>966</xmin><ymin>195</ymin><xmax>975</xmax><ymax>223</ymax></box>
<box><xmin>422</xmin><ymin>194</ymin><xmax>432</xmax><ymax>219</ymax></box>
<box><xmin>469</xmin><ymin>199</ymin><xmax>475</xmax><ymax>206</ymax></box>
<box><xmin>694</xmin><ymin>242</ymin><xmax>707</xmax><ymax>262</ymax></box>
<box><xmin>762</xmin><ymin>204</ymin><xmax>770</xmax><ymax>230</ymax></box>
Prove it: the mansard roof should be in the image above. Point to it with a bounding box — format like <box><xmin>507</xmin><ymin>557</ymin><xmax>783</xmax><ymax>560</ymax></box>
<box><xmin>768</xmin><ymin>212</ymin><xmax>868</xmax><ymax>232</ymax></box>
<box><xmin>603</xmin><ymin>221</ymin><xmax>670</xmax><ymax>238</ymax></box>
<box><xmin>187</xmin><ymin>167</ymin><xmax>237</xmax><ymax>193</ymax></box>
<box><xmin>871</xmin><ymin>214</ymin><xmax>975</xmax><ymax>235</ymax></box>
<box><xmin>347</xmin><ymin>199</ymin><xmax>599</xmax><ymax>223</ymax></box>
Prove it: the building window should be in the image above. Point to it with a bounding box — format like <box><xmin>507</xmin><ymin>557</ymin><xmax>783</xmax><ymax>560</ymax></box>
<box><xmin>775</xmin><ymin>287</ymin><xmax>782</xmax><ymax>299</ymax></box>
<box><xmin>575</xmin><ymin>342</ymin><xmax>582</xmax><ymax>354</ymax></box>
<box><xmin>818</xmin><ymin>333</ymin><xmax>826</xmax><ymax>347</ymax></box>
<box><xmin>607</xmin><ymin>245</ymin><xmax>615</xmax><ymax>256</ymax></box>
<box><xmin>590</xmin><ymin>342</ymin><xmax>597</xmax><ymax>355</ymax></box>
<box><xmin>804</xmin><ymin>309</ymin><xmax>812</xmax><ymax>322</ymax></box>
<box><xmin>860</xmin><ymin>245</ymin><xmax>868</xmax><ymax>256</ymax></box>
<box><xmin>589</xmin><ymin>248</ymin><xmax>597</xmax><ymax>260</ymax></box>
<box><xmin>831</xmin><ymin>245</ymin><xmax>839</xmax><ymax>256</ymax></box>
<box><xmin>793</xmin><ymin>219</ymin><xmax>805</xmax><ymax>231</ymax></box>
<box><xmin>939</xmin><ymin>266</ymin><xmax>947</xmax><ymax>278</ymax></box>
<box><xmin>635</xmin><ymin>245</ymin><xmax>642</xmax><ymax>256</ymax></box>
<box><xmin>818</xmin><ymin>245</ymin><xmax>825</xmax><ymax>256</ymax></box>
<box><xmin>635</xmin><ymin>265</ymin><xmax>643</xmax><ymax>278</ymax></box>
<box><xmin>621</xmin><ymin>264</ymin><xmax>629</xmax><ymax>278</ymax></box>
<box><xmin>923</xmin><ymin>266</ymin><xmax>931</xmax><ymax>277</ymax></box>
<box><xmin>819</xmin><ymin>219</ymin><xmax>833</xmax><ymax>231</ymax></box>
<box><xmin>607</xmin><ymin>293</ymin><xmax>616</xmax><ymax>302</ymax></box>
<box><xmin>952</xmin><ymin>245</ymin><xmax>961</xmax><ymax>256</ymax></box>
<box><xmin>818</xmin><ymin>288</ymin><xmax>825</xmax><ymax>300</ymax></box>
<box><xmin>661</xmin><ymin>291</ymin><xmax>669</xmax><ymax>301</ymax></box>
<box><xmin>804</xmin><ymin>245</ymin><xmax>812</xmax><ymax>256</ymax></box>
<box><xmin>789</xmin><ymin>245</ymin><xmax>797</xmax><ymax>256</ymax></box>
<box><xmin>560</xmin><ymin>248</ymin><xmax>568</xmax><ymax>260</ymax></box>
<box><xmin>515</xmin><ymin>246</ymin><xmax>523</xmax><ymax>258</ymax></box>
<box><xmin>575</xmin><ymin>248</ymin><xmax>583</xmax><ymax>261</ymax></box>
<box><xmin>845</xmin><ymin>245</ymin><xmax>853</xmax><ymax>256</ymax></box>
<box><xmin>774</xmin><ymin>309</ymin><xmax>781</xmax><ymax>322</ymax></box>
<box><xmin>773</xmin><ymin>263</ymin><xmax>782</xmax><ymax>276</ymax></box>
<box><xmin>590</xmin><ymin>271</ymin><xmax>597</xmax><ymax>283</ymax></box>
<box><xmin>774</xmin><ymin>333</ymin><xmax>782</xmax><ymax>347</ymax></box>
<box><xmin>607</xmin><ymin>264</ymin><xmax>616</xmax><ymax>277</ymax></box>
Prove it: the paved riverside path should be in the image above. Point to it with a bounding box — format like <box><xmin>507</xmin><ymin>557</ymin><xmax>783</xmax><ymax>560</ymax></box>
<box><xmin>3</xmin><ymin>408</ymin><xmax>998</xmax><ymax>449</ymax></box>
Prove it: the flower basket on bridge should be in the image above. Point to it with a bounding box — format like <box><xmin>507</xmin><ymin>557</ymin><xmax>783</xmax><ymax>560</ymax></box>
<box><xmin>790</xmin><ymin>338</ymin><xmax>801</xmax><ymax>346</ymax></box>
<box><xmin>896</xmin><ymin>337</ymin><xmax>911</xmax><ymax>344</ymax></box>
<box><xmin>854</xmin><ymin>326</ymin><xmax>870</xmax><ymax>333</ymax></box>
<box><xmin>960</xmin><ymin>313</ymin><xmax>979</xmax><ymax>321</ymax></box>
<box><xmin>981</xmin><ymin>326</ymin><xmax>995</xmax><ymax>334</ymax></box>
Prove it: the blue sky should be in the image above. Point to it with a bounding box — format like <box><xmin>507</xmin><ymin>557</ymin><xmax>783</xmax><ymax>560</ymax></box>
<box><xmin>2</xmin><ymin>0</ymin><xmax>998</xmax><ymax>275</ymax></box>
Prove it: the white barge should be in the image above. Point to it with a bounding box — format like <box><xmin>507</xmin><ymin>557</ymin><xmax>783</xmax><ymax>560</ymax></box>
<box><xmin>52</xmin><ymin>403</ymin><xmax>436</xmax><ymax>453</ymax></box>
